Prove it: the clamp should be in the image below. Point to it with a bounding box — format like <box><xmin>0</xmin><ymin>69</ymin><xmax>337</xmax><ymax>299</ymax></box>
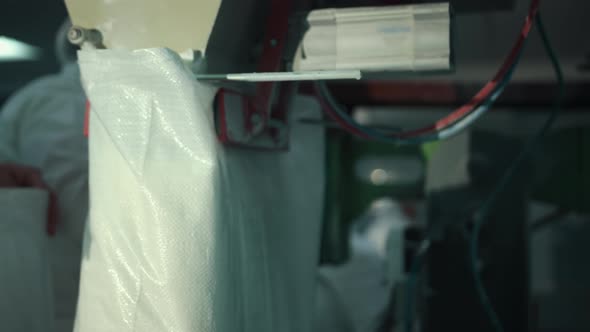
<box><xmin>215</xmin><ymin>0</ymin><xmax>295</xmax><ymax>150</ymax></box>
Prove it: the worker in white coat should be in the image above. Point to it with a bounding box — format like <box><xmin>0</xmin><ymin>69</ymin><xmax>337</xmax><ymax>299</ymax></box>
<box><xmin>0</xmin><ymin>19</ymin><xmax>88</xmax><ymax>332</ymax></box>
<box><xmin>0</xmin><ymin>18</ymin><xmax>398</xmax><ymax>332</ymax></box>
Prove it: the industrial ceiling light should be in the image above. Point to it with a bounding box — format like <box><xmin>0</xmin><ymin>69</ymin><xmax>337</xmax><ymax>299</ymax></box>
<box><xmin>0</xmin><ymin>36</ymin><xmax>41</xmax><ymax>61</ymax></box>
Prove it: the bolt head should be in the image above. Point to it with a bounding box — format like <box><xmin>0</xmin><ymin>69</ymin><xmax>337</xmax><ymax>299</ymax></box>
<box><xmin>68</xmin><ymin>27</ymin><xmax>84</xmax><ymax>44</ymax></box>
<box><xmin>249</xmin><ymin>114</ymin><xmax>264</xmax><ymax>134</ymax></box>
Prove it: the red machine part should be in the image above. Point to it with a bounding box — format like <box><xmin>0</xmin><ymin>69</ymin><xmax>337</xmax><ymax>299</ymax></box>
<box><xmin>215</xmin><ymin>0</ymin><xmax>294</xmax><ymax>149</ymax></box>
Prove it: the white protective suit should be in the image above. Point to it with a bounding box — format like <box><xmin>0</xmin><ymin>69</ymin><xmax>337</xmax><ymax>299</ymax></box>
<box><xmin>0</xmin><ymin>63</ymin><xmax>88</xmax><ymax>332</ymax></box>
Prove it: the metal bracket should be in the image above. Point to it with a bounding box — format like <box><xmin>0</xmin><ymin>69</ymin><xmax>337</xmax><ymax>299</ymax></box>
<box><xmin>215</xmin><ymin>0</ymin><xmax>294</xmax><ymax>150</ymax></box>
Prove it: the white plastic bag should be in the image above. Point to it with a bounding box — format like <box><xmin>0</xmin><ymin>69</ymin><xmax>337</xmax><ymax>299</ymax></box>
<box><xmin>75</xmin><ymin>48</ymin><xmax>324</xmax><ymax>332</ymax></box>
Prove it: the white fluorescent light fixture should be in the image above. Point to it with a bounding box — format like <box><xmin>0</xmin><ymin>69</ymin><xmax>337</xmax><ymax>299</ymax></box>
<box><xmin>0</xmin><ymin>36</ymin><xmax>42</xmax><ymax>62</ymax></box>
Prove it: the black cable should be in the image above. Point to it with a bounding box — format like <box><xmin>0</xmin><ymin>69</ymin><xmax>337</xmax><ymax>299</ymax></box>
<box><xmin>469</xmin><ymin>15</ymin><xmax>564</xmax><ymax>332</ymax></box>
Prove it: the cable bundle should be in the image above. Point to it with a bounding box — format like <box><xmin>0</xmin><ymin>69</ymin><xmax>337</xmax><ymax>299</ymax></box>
<box><xmin>314</xmin><ymin>1</ymin><xmax>565</xmax><ymax>331</ymax></box>
<box><xmin>315</xmin><ymin>0</ymin><xmax>541</xmax><ymax>145</ymax></box>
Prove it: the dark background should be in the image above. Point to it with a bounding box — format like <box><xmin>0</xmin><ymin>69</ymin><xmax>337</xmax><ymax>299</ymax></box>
<box><xmin>0</xmin><ymin>1</ymin><xmax>68</xmax><ymax>104</ymax></box>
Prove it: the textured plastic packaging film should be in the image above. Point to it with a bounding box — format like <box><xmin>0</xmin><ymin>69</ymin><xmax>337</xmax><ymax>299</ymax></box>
<box><xmin>75</xmin><ymin>48</ymin><xmax>324</xmax><ymax>332</ymax></box>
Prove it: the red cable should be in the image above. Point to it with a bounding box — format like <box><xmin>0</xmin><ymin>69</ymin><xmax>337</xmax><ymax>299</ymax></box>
<box><xmin>315</xmin><ymin>0</ymin><xmax>540</xmax><ymax>141</ymax></box>
<box><xmin>394</xmin><ymin>0</ymin><xmax>541</xmax><ymax>138</ymax></box>
<box><xmin>314</xmin><ymin>85</ymin><xmax>371</xmax><ymax>139</ymax></box>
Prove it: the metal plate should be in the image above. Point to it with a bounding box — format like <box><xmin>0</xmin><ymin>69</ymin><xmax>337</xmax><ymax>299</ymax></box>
<box><xmin>64</xmin><ymin>0</ymin><xmax>221</xmax><ymax>53</ymax></box>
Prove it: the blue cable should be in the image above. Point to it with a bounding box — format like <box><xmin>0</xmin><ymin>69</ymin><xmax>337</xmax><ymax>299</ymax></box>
<box><xmin>404</xmin><ymin>240</ymin><xmax>429</xmax><ymax>332</ymax></box>
<box><xmin>401</xmin><ymin>20</ymin><xmax>561</xmax><ymax>330</ymax></box>
<box><xmin>316</xmin><ymin>54</ymin><xmax>520</xmax><ymax>146</ymax></box>
<box><xmin>319</xmin><ymin>15</ymin><xmax>561</xmax><ymax>332</ymax></box>
<box><xmin>401</xmin><ymin>52</ymin><xmax>523</xmax><ymax>332</ymax></box>
<box><xmin>317</xmin><ymin>49</ymin><xmax>521</xmax><ymax>332</ymax></box>
<box><xmin>400</xmin><ymin>39</ymin><xmax>529</xmax><ymax>332</ymax></box>
<box><xmin>470</xmin><ymin>15</ymin><xmax>564</xmax><ymax>332</ymax></box>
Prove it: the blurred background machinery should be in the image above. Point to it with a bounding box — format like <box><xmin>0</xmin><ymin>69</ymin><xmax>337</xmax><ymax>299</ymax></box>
<box><xmin>2</xmin><ymin>0</ymin><xmax>590</xmax><ymax>331</ymax></box>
